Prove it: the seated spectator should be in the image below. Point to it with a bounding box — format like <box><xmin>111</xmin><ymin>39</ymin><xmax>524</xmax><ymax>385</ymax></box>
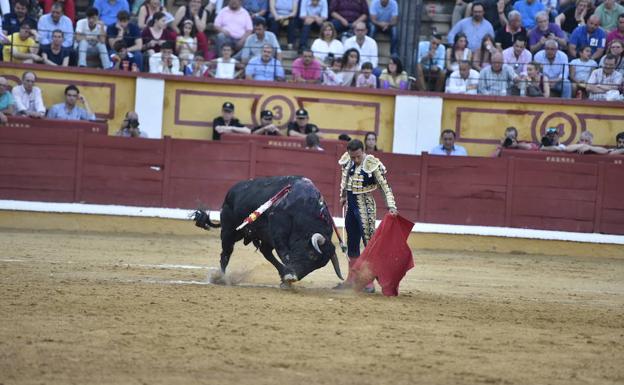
<box><xmin>2</xmin><ymin>0</ymin><xmax>38</xmax><ymax>37</ymax></box>
<box><xmin>329</xmin><ymin>0</ymin><xmax>369</xmax><ymax>36</ymax></box>
<box><xmin>608</xmin><ymin>131</ymin><xmax>624</xmax><ymax>155</ymax></box>
<box><xmin>607</xmin><ymin>13</ymin><xmax>624</xmax><ymax>46</ymax></box>
<box><xmin>461</xmin><ymin>0</ymin><xmax>512</xmax><ymax>32</ymax></box>
<box><xmin>310</xmin><ymin>21</ymin><xmax>343</xmax><ymax>63</ymax></box>
<box><xmin>212</xmin><ymin>101</ymin><xmax>251</xmax><ymax>140</ymax></box>
<box><xmin>38</xmin><ymin>2</ymin><xmax>74</xmax><ymax>49</ymax></box>
<box><xmin>12</xmin><ymin>71</ymin><xmax>45</xmax><ymax>118</ymax></box>
<box><xmin>337</xmin><ymin>47</ymin><xmax>360</xmax><ymax>86</ymax></box>
<box><xmin>430</xmin><ymin>129</ymin><xmax>468</xmax><ymax>156</ymax></box>
<box><xmin>243</xmin><ymin>0</ymin><xmax>269</xmax><ymax>19</ymax></box>
<box><xmin>287</xmin><ymin>108</ymin><xmax>319</xmax><ymax>137</ymax></box>
<box><xmin>116</xmin><ymin>111</ymin><xmax>148</xmax><ymax>137</ymax></box>
<box><xmin>446</xmin><ymin>32</ymin><xmax>472</xmax><ymax>75</ymax></box>
<box><xmin>41</xmin><ymin>0</ymin><xmax>76</xmax><ymax>24</ymax></box>
<box><xmin>568</xmin><ymin>15</ymin><xmax>606</xmax><ymax>60</ymax></box>
<box><xmin>47</xmin><ymin>85</ymin><xmax>95</xmax><ymax>121</ymax></box>
<box><xmin>343</xmin><ymin>21</ymin><xmax>378</xmax><ymax>69</ymax></box>
<box><xmin>473</xmin><ymin>34</ymin><xmax>497</xmax><ymax>71</ymax></box>
<box><xmin>356</xmin><ymin>61</ymin><xmax>376</xmax><ymax>88</ymax></box>
<box><xmin>240</xmin><ymin>17</ymin><xmax>281</xmax><ymax>64</ymax></box>
<box><xmin>142</xmin><ymin>11</ymin><xmax>177</xmax><ymax>58</ymax></box>
<box><xmin>2</xmin><ymin>22</ymin><xmax>42</xmax><ymax>64</ymax></box>
<box><xmin>176</xmin><ymin>19</ymin><xmax>198</xmax><ymax>67</ymax></box>
<box><xmin>495</xmin><ymin>10</ymin><xmax>527</xmax><ymax>50</ymax></box>
<box><xmin>416</xmin><ymin>33</ymin><xmax>446</xmax><ymax>91</ymax></box>
<box><xmin>541</xmin><ymin>0</ymin><xmax>558</xmax><ymax>20</ymax></box>
<box><xmin>586</xmin><ymin>54</ymin><xmax>623</xmax><ymax>100</ymax></box>
<box><xmin>570</xmin><ymin>45</ymin><xmax>598</xmax><ymax>97</ymax></box>
<box><xmin>252</xmin><ymin>109</ymin><xmax>281</xmax><ymax>135</ymax></box>
<box><xmin>75</xmin><ymin>7</ymin><xmax>111</xmax><ymax>69</ymax></box>
<box><xmin>107</xmin><ymin>10</ymin><xmax>143</xmax><ymax>71</ymax></box>
<box><xmin>268</xmin><ymin>0</ymin><xmax>298</xmax><ymax>50</ymax></box>
<box><xmin>292</xmin><ymin>48</ymin><xmax>322</xmax><ymax>83</ymax></box>
<box><xmin>149</xmin><ymin>40</ymin><xmax>182</xmax><ymax>74</ymax></box>
<box><xmin>516</xmin><ymin>61</ymin><xmax>550</xmax><ymax>97</ymax></box>
<box><xmin>593</xmin><ymin>0</ymin><xmax>624</xmax><ymax>32</ymax></box>
<box><xmin>540</xmin><ymin>126</ymin><xmax>566</xmax><ymax>151</ymax></box>
<box><xmin>534</xmin><ymin>39</ymin><xmax>572</xmax><ymax>98</ymax></box>
<box><xmin>503</xmin><ymin>35</ymin><xmax>531</xmax><ymax>77</ymax></box>
<box><xmin>447</xmin><ymin>2</ymin><xmax>495</xmax><ymax>52</ymax></box>
<box><xmin>137</xmin><ymin>0</ymin><xmax>168</xmax><ymax>30</ymax></box>
<box><xmin>369</xmin><ymin>0</ymin><xmax>399</xmax><ymax>56</ymax></box>
<box><xmin>364</xmin><ymin>131</ymin><xmax>379</xmax><ymax>152</ymax></box>
<box><xmin>0</xmin><ymin>77</ymin><xmax>15</xmax><ymax>122</ymax></box>
<box><xmin>379</xmin><ymin>56</ymin><xmax>409</xmax><ymax>90</ymax></box>
<box><xmin>565</xmin><ymin>130</ymin><xmax>609</xmax><ymax>154</ymax></box>
<box><xmin>599</xmin><ymin>39</ymin><xmax>624</xmax><ymax>75</ymax></box>
<box><xmin>110</xmin><ymin>41</ymin><xmax>140</xmax><ymax>71</ymax></box>
<box><xmin>298</xmin><ymin>0</ymin><xmax>328</xmax><ymax>50</ymax></box>
<box><xmin>40</xmin><ymin>29</ymin><xmax>71</xmax><ymax>66</ymax></box>
<box><xmin>172</xmin><ymin>0</ymin><xmax>209</xmax><ymax>52</ymax></box>
<box><xmin>491</xmin><ymin>126</ymin><xmax>538</xmax><ymax>157</ymax></box>
<box><xmin>210</xmin><ymin>44</ymin><xmax>241</xmax><ymax>79</ymax></box>
<box><xmin>205</xmin><ymin>0</ymin><xmax>225</xmax><ymax>16</ymax></box>
<box><xmin>478</xmin><ymin>52</ymin><xmax>517</xmax><ymax>95</ymax></box>
<box><xmin>214</xmin><ymin>0</ymin><xmax>253</xmax><ymax>54</ymax></box>
<box><xmin>305</xmin><ymin>132</ymin><xmax>323</xmax><ymax>151</ymax></box>
<box><xmin>244</xmin><ymin>44</ymin><xmax>285</xmax><ymax>81</ymax></box>
<box><xmin>528</xmin><ymin>11</ymin><xmax>567</xmax><ymax>55</ymax></box>
<box><xmin>445</xmin><ymin>60</ymin><xmax>480</xmax><ymax>95</ymax></box>
<box><xmin>514</xmin><ymin>0</ymin><xmax>545</xmax><ymax>30</ymax></box>
<box><xmin>94</xmin><ymin>0</ymin><xmax>129</xmax><ymax>26</ymax></box>
<box><xmin>185</xmin><ymin>55</ymin><xmax>210</xmax><ymax>76</ymax></box>
<box><xmin>321</xmin><ymin>56</ymin><xmax>345</xmax><ymax>86</ymax></box>
<box><xmin>555</xmin><ymin>0</ymin><xmax>593</xmax><ymax>36</ymax></box>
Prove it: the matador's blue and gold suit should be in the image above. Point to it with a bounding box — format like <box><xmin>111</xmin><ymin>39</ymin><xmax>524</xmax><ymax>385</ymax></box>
<box><xmin>339</xmin><ymin>152</ymin><xmax>397</xmax><ymax>258</ymax></box>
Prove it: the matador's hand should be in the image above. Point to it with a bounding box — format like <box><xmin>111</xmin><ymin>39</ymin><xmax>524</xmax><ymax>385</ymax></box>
<box><xmin>389</xmin><ymin>208</ymin><xmax>398</xmax><ymax>216</ymax></box>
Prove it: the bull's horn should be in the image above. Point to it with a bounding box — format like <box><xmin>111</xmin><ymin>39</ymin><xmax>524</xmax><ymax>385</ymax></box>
<box><xmin>311</xmin><ymin>233</ymin><xmax>325</xmax><ymax>254</ymax></box>
<box><xmin>330</xmin><ymin>253</ymin><xmax>344</xmax><ymax>280</ymax></box>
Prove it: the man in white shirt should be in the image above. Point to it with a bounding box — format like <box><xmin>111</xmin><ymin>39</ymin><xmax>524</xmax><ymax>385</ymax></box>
<box><xmin>343</xmin><ymin>21</ymin><xmax>378</xmax><ymax>68</ymax></box>
<box><xmin>75</xmin><ymin>7</ymin><xmax>111</xmax><ymax>68</ymax></box>
<box><xmin>586</xmin><ymin>54</ymin><xmax>623</xmax><ymax>100</ymax></box>
<box><xmin>445</xmin><ymin>60</ymin><xmax>480</xmax><ymax>95</ymax></box>
<box><xmin>149</xmin><ymin>41</ymin><xmax>183</xmax><ymax>75</ymax></box>
<box><xmin>11</xmin><ymin>71</ymin><xmax>45</xmax><ymax>118</ymax></box>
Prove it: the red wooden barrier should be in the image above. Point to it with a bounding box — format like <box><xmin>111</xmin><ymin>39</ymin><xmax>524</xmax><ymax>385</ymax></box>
<box><xmin>6</xmin><ymin>116</ymin><xmax>108</xmax><ymax>135</ymax></box>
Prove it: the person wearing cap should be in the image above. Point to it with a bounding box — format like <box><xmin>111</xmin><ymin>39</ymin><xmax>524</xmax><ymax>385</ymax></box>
<box><xmin>539</xmin><ymin>127</ymin><xmax>566</xmax><ymax>152</ymax></box>
<box><xmin>252</xmin><ymin>109</ymin><xmax>282</xmax><ymax>135</ymax></box>
<box><xmin>212</xmin><ymin>101</ymin><xmax>251</xmax><ymax>140</ymax></box>
<box><xmin>287</xmin><ymin>108</ymin><xmax>319</xmax><ymax>137</ymax></box>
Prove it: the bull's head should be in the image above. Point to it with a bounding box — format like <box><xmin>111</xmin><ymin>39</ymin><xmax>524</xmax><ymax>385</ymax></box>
<box><xmin>283</xmin><ymin>231</ymin><xmax>342</xmax><ymax>282</ymax></box>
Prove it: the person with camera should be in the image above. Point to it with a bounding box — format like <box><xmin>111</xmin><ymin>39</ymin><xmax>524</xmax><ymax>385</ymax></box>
<box><xmin>539</xmin><ymin>126</ymin><xmax>566</xmax><ymax>151</ymax></box>
<box><xmin>47</xmin><ymin>85</ymin><xmax>95</xmax><ymax>121</ymax></box>
<box><xmin>491</xmin><ymin>126</ymin><xmax>538</xmax><ymax>157</ymax></box>
<box><xmin>116</xmin><ymin>111</ymin><xmax>148</xmax><ymax>138</ymax></box>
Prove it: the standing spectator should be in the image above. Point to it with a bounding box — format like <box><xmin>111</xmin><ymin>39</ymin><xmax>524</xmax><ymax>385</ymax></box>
<box><xmin>586</xmin><ymin>54</ymin><xmax>623</xmax><ymax>100</ymax></box>
<box><xmin>570</xmin><ymin>45</ymin><xmax>598</xmax><ymax>97</ymax></box>
<box><xmin>593</xmin><ymin>0</ymin><xmax>624</xmax><ymax>33</ymax></box>
<box><xmin>94</xmin><ymin>0</ymin><xmax>129</xmax><ymax>26</ymax></box>
<box><xmin>137</xmin><ymin>0</ymin><xmax>168</xmax><ymax>30</ymax></box>
<box><xmin>287</xmin><ymin>108</ymin><xmax>319</xmax><ymax>137</ymax></box>
<box><xmin>40</xmin><ymin>29</ymin><xmax>71</xmax><ymax>66</ymax></box>
<box><xmin>528</xmin><ymin>11</ymin><xmax>567</xmax><ymax>55</ymax></box>
<box><xmin>503</xmin><ymin>35</ymin><xmax>531</xmax><ymax>77</ymax></box>
<box><xmin>310</xmin><ymin>21</ymin><xmax>343</xmax><ymax>63</ymax></box>
<box><xmin>298</xmin><ymin>0</ymin><xmax>328</xmax><ymax>50</ymax></box>
<box><xmin>517</xmin><ymin>61</ymin><xmax>550</xmax><ymax>96</ymax></box>
<box><xmin>495</xmin><ymin>10</ymin><xmax>527</xmax><ymax>50</ymax></box>
<box><xmin>329</xmin><ymin>0</ymin><xmax>369</xmax><ymax>37</ymax></box>
<box><xmin>210</xmin><ymin>43</ymin><xmax>241</xmax><ymax>79</ymax></box>
<box><xmin>472</xmin><ymin>34</ymin><xmax>496</xmax><ymax>71</ymax></box>
<box><xmin>172</xmin><ymin>0</ymin><xmax>210</xmax><ymax>59</ymax></box>
<box><xmin>356</xmin><ymin>61</ymin><xmax>377</xmax><ymax>88</ymax></box>
<box><xmin>369</xmin><ymin>0</ymin><xmax>399</xmax><ymax>56</ymax></box>
<box><xmin>416</xmin><ymin>33</ymin><xmax>446</xmax><ymax>91</ymax></box>
<box><xmin>555</xmin><ymin>0</ymin><xmax>593</xmax><ymax>36</ymax></box>
<box><xmin>116</xmin><ymin>111</ymin><xmax>148</xmax><ymax>137</ymax></box>
<box><xmin>243</xmin><ymin>0</ymin><xmax>269</xmax><ymax>19</ymax></box>
<box><xmin>214</xmin><ymin>0</ymin><xmax>253</xmax><ymax>53</ymax></box>
<box><xmin>149</xmin><ymin>40</ymin><xmax>182</xmax><ymax>74</ymax></box>
<box><xmin>75</xmin><ymin>7</ymin><xmax>111</xmax><ymax>68</ymax></box>
<box><xmin>608</xmin><ymin>132</ymin><xmax>624</xmax><ymax>155</ymax></box>
<box><xmin>607</xmin><ymin>13</ymin><xmax>624</xmax><ymax>46</ymax></box>
<box><xmin>379</xmin><ymin>56</ymin><xmax>409</xmax><ymax>90</ymax></box>
<box><xmin>446</xmin><ymin>60</ymin><xmax>480</xmax><ymax>94</ymax></box>
<box><xmin>252</xmin><ymin>109</ymin><xmax>281</xmax><ymax>135</ymax></box>
<box><xmin>2</xmin><ymin>0</ymin><xmax>37</xmax><ymax>37</ymax></box>
<box><xmin>337</xmin><ymin>48</ymin><xmax>360</xmax><ymax>86</ymax></box>
<box><xmin>568</xmin><ymin>15</ymin><xmax>606</xmax><ymax>60</ymax></box>
<box><xmin>268</xmin><ymin>0</ymin><xmax>298</xmax><ymax>50</ymax></box>
<box><xmin>534</xmin><ymin>39</ymin><xmax>572</xmax><ymax>97</ymax></box>
<box><xmin>37</xmin><ymin>2</ymin><xmax>74</xmax><ymax>48</ymax></box>
<box><xmin>244</xmin><ymin>44</ymin><xmax>285</xmax><ymax>81</ymax></box>
<box><xmin>47</xmin><ymin>85</ymin><xmax>95</xmax><ymax>121</ymax></box>
<box><xmin>478</xmin><ymin>51</ymin><xmax>517</xmax><ymax>95</ymax></box>
<box><xmin>454</xmin><ymin>0</ymin><xmax>511</xmax><ymax>32</ymax></box>
<box><xmin>107</xmin><ymin>10</ymin><xmax>143</xmax><ymax>71</ymax></box>
<box><xmin>141</xmin><ymin>11</ymin><xmax>177</xmax><ymax>58</ymax></box>
<box><xmin>343</xmin><ymin>21</ymin><xmax>378</xmax><ymax>69</ymax></box>
<box><xmin>364</xmin><ymin>132</ymin><xmax>379</xmax><ymax>152</ymax></box>
<box><xmin>12</xmin><ymin>71</ymin><xmax>45</xmax><ymax>118</ymax></box>
<box><xmin>447</xmin><ymin>2</ymin><xmax>495</xmax><ymax>52</ymax></box>
<box><xmin>599</xmin><ymin>39</ymin><xmax>624</xmax><ymax>75</ymax></box>
<box><xmin>176</xmin><ymin>19</ymin><xmax>198</xmax><ymax>67</ymax></box>
<box><xmin>41</xmin><ymin>0</ymin><xmax>76</xmax><ymax>24</ymax></box>
<box><xmin>513</xmin><ymin>0</ymin><xmax>545</xmax><ymax>30</ymax></box>
<box><xmin>0</xmin><ymin>77</ymin><xmax>15</xmax><ymax>122</ymax></box>
<box><xmin>212</xmin><ymin>101</ymin><xmax>251</xmax><ymax>140</ymax></box>
<box><xmin>2</xmin><ymin>22</ymin><xmax>42</xmax><ymax>64</ymax></box>
<box><xmin>446</xmin><ymin>32</ymin><xmax>472</xmax><ymax>74</ymax></box>
<box><xmin>292</xmin><ymin>48</ymin><xmax>322</xmax><ymax>83</ymax></box>
<box><xmin>430</xmin><ymin>129</ymin><xmax>468</xmax><ymax>156</ymax></box>
<box><xmin>240</xmin><ymin>16</ymin><xmax>281</xmax><ymax>64</ymax></box>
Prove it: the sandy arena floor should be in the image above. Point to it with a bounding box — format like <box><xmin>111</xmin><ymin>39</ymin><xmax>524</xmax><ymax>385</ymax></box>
<box><xmin>0</xmin><ymin>227</ymin><xmax>623</xmax><ymax>385</ymax></box>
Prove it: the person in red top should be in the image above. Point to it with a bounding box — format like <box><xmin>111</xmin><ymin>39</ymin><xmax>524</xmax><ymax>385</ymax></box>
<box><xmin>291</xmin><ymin>48</ymin><xmax>322</xmax><ymax>83</ymax></box>
<box><xmin>607</xmin><ymin>13</ymin><xmax>624</xmax><ymax>46</ymax></box>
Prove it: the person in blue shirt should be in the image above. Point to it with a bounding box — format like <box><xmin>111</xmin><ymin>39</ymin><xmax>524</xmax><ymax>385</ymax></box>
<box><xmin>47</xmin><ymin>85</ymin><xmax>96</xmax><ymax>121</ymax></box>
<box><xmin>93</xmin><ymin>0</ymin><xmax>130</xmax><ymax>26</ymax></box>
<box><xmin>37</xmin><ymin>2</ymin><xmax>74</xmax><ymax>48</ymax></box>
<box><xmin>513</xmin><ymin>0</ymin><xmax>545</xmax><ymax>30</ymax></box>
<box><xmin>534</xmin><ymin>39</ymin><xmax>572</xmax><ymax>98</ymax></box>
<box><xmin>245</xmin><ymin>44</ymin><xmax>285</xmax><ymax>81</ymax></box>
<box><xmin>447</xmin><ymin>2</ymin><xmax>494</xmax><ymax>52</ymax></box>
<box><xmin>369</xmin><ymin>0</ymin><xmax>399</xmax><ymax>56</ymax></box>
<box><xmin>430</xmin><ymin>129</ymin><xmax>468</xmax><ymax>156</ymax></box>
<box><xmin>416</xmin><ymin>33</ymin><xmax>446</xmax><ymax>91</ymax></box>
<box><xmin>568</xmin><ymin>15</ymin><xmax>607</xmax><ymax>61</ymax></box>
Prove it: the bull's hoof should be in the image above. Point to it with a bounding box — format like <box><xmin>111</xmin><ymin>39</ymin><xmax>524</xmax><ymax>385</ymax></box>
<box><xmin>207</xmin><ymin>269</ymin><xmax>227</xmax><ymax>285</ymax></box>
<box><xmin>279</xmin><ymin>281</ymin><xmax>294</xmax><ymax>290</ymax></box>
<box><xmin>282</xmin><ymin>273</ymin><xmax>298</xmax><ymax>283</ymax></box>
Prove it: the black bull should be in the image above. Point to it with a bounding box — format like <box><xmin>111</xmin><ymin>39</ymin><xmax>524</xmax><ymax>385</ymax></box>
<box><xmin>194</xmin><ymin>176</ymin><xmax>343</xmax><ymax>284</ymax></box>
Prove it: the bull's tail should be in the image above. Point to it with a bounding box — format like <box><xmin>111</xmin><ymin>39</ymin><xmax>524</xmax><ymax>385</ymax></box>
<box><xmin>193</xmin><ymin>209</ymin><xmax>221</xmax><ymax>229</ymax></box>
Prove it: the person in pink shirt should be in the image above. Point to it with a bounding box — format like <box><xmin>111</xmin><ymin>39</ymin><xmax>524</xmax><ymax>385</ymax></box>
<box><xmin>356</xmin><ymin>61</ymin><xmax>377</xmax><ymax>88</ymax></box>
<box><xmin>292</xmin><ymin>48</ymin><xmax>322</xmax><ymax>83</ymax></box>
<box><xmin>607</xmin><ymin>13</ymin><xmax>624</xmax><ymax>46</ymax></box>
<box><xmin>214</xmin><ymin>0</ymin><xmax>253</xmax><ymax>54</ymax></box>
